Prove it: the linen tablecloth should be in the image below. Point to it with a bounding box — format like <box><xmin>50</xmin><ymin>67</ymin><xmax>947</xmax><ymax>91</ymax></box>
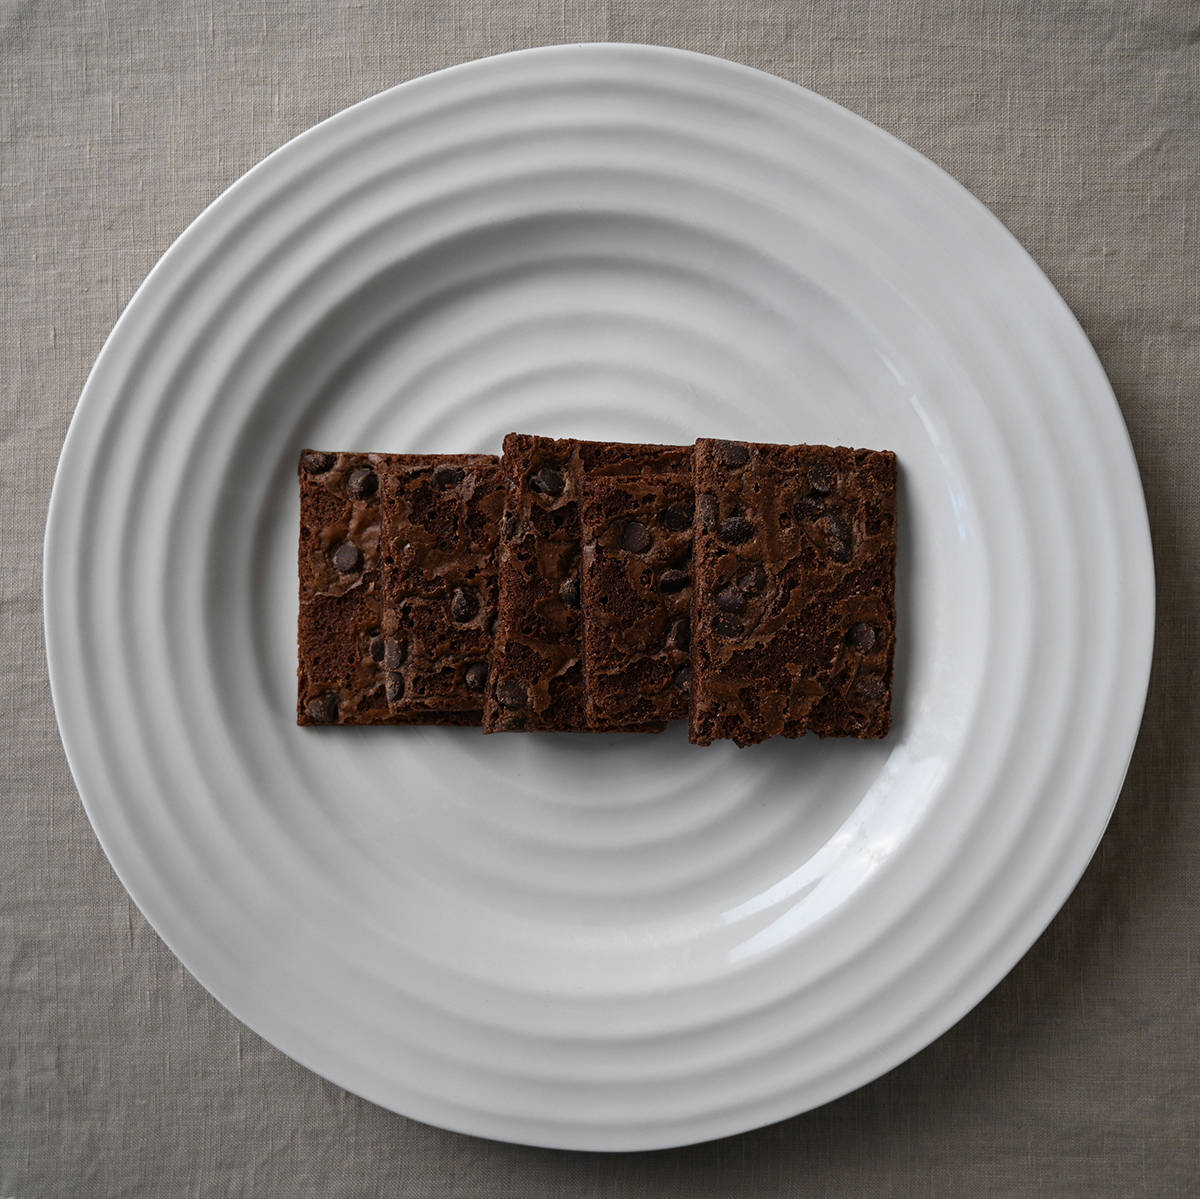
<box><xmin>3</xmin><ymin>2</ymin><xmax>1197</xmax><ymax>1194</ymax></box>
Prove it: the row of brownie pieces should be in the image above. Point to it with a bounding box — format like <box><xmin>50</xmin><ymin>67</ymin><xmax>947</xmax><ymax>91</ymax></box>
<box><xmin>297</xmin><ymin>433</ymin><xmax>896</xmax><ymax>747</ymax></box>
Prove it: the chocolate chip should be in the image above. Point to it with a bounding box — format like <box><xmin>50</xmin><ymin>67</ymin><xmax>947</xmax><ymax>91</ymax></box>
<box><xmin>621</xmin><ymin>521</ymin><xmax>653</xmax><ymax>553</ymax></box>
<box><xmin>529</xmin><ymin>466</ymin><xmax>565</xmax><ymax>497</ymax></box>
<box><xmin>495</xmin><ymin>677</ymin><xmax>527</xmax><ymax>709</ymax></box>
<box><xmin>383</xmin><ymin>638</ymin><xmax>405</xmax><ymax>670</ymax></box>
<box><xmin>331</xmin><ymin>541</ymin><xmax>362</xmax><ymax>573</ymax></box>
<box><xmin>715</xmin><ymin>440</ymin><xmax>750</xmax><ymax>468</ymax></box>
<box><xmin>385</xmin><ymin>675</ymin><xmax>405</xmax><ymax>704</ymax></box>
<box><xmin>713</xmin><ymin>612</ymin><xmax>743</xmax><ymax>638</ymax></box>
<box><xmin>462</xmin><ymin>662</ymin><xmax>488</xmax><ymax>693</ymax></box>
<box><xmin>796</xmin><ymin>496</ymin><xmax>825</xmax><ymax>520</ymax></box>
<box><xmin>739</xmin><ymin>566</ymin><xmax>766</xmax><ymax>595</ymax></box>
<box><xmin>559</xmin><ymin>577</ymin><xmax>580</xmax><ymax>608</ymax></box>
<box><xmin>433</xmin><ymin>466</ymin><xmax>464</xmax><ymax>486</ymax></box>
<box><xmin>807</xmin><ymin>464</ymin><xmax>835</xmax><ymax>494</ymax></box>
<box><xmin>824</xmin><ymin>511</ymin><xmax>852</xmax><ymax>563</ymax></box>
<box><xmin>716</xmin><ymin>584</ymin><xmax>746</xmax><ymax>614</ymax></box>
<box><xmin>659</xmin><ymin>568</ymin><xmax>689</xmax><ymax>594</ymax></box>
<box><xmin>674</xmin><ymin>666</ymin><xmax>691</xmax><ymax>690</ymax></box>
<box><xmin>301</xmin><ymin>450</ymin><xmax>334</xmax><ymax>474</ymax></box>
<box><xmin>450</xmin><ymin>586</ymin><xmax>479</xmax><ymax>621</ymax></box>
<box><xmin>305</xmin><ymin>693</ymin><xmax>339</xmax><ymax>723</ymax></box>
<box><xmin>369</xmin><ymin>632</ymin><xmax>386</xmax><ymax>662</ymax></box>
<box><xmin>697</xmin><ymin>492</ymin><xmax>719</xmax><ymax>532</ymax></box>
<box><xmin>668</xmin><ymin>615</ymin><xmax>690</xmax><ymax>649</ymax></box>
<box><xmin>718</xmin><ymin>515</ymin><xmax>754</xmax><ymax>545</ymax></box>
<box><xmin>662</xmin><ymin>500</ymin><xmax>694</xmax><ymax>532</ymax></box>
<box><xmin>346</xmin><ymin>467</ymin><xmax>377</xmax><ymax>499</ymax></box>
<box><xmin>847</xmin><ymin>622</ymin><xmax>878</xmax><ymax>652</ymax></box>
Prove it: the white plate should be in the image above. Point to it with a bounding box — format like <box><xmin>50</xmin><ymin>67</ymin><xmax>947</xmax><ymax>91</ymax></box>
<box><xmin>44</xmin><ymin>45</ymin><xmax>1153</xmax><ymax>1150</ymax></box>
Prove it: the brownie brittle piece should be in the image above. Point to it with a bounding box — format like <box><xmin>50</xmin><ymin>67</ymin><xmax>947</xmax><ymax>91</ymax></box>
<box><xmin>483</xmin><ymin>433</ymin><xmax>692</xmax><ymax>733</ymax></box>
<box><xmin>690</xmin><ymin>438</ymin><xmax>897</xmax><ymax>747</ymax></box>
<box><xmin>580</xmin><ymin>474</ymin><xmax>694</xmax><ymax>726</ymax></box>
<box><xmin>296</xmin><ymin>449</ymin><xmax>482</xmax><ymax>727</ymax></box>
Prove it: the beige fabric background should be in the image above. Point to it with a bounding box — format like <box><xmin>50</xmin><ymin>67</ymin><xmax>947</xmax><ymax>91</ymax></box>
<box><xmin>3</xmin><ymin>1</ymin><xmax>1197</xmax><ymax>1195</ymax></box>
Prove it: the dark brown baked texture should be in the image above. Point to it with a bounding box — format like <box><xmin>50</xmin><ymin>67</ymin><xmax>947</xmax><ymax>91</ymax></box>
<box><xmin>379</xmin><ymin>455</ymin><xmax>504</xmax><ymax>714</ymax></box>
<box><xmin>483</xmin><ymin>433</ymin><xmax>693</xmax><ymax>733</ymax></box>
<box><xmin>690</xmin><ymin>438</ymin><xmax>896</xmax><ymax>747</ymax></box>
<box><xmin>296</xmin><ymin>449</ymin><xmax>482</xmax><ymax>727</ymax></box>
<box><xmin>580</xmin><ymin>474</ymin><xmax>693</xmax><ymax>726</ymax></box>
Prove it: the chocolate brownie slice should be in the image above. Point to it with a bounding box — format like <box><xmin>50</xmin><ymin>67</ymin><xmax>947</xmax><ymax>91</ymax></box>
<box><xmin>379</xmin><ymin>456</ymin><xmax>504</xmax><ymax>714</ymax></box>
<box><xmin>483</xmin><ymin>434</ymin><xmax>692</xmax><ymax>733</ymax></box>
<box><xmin>297</xmin><ymin>449</ymin><xmax>482</xmax><ymax>727</ymax></box>
<box><xmin>580</xmin><ymin>474</ymin><xmax>693</xmax><ymax>726</ymax></box>
<box><xmin>690</xmin><ymin>439</ymin><xmax>897</xmax><ymax>747</ymax></box>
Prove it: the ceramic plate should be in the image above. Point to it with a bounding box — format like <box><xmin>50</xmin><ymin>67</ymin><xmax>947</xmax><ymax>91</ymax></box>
<box><xmin>44</xmin><ymin>44</ymin><xmax>1153</xmax><ymax>1150</ymax></box>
